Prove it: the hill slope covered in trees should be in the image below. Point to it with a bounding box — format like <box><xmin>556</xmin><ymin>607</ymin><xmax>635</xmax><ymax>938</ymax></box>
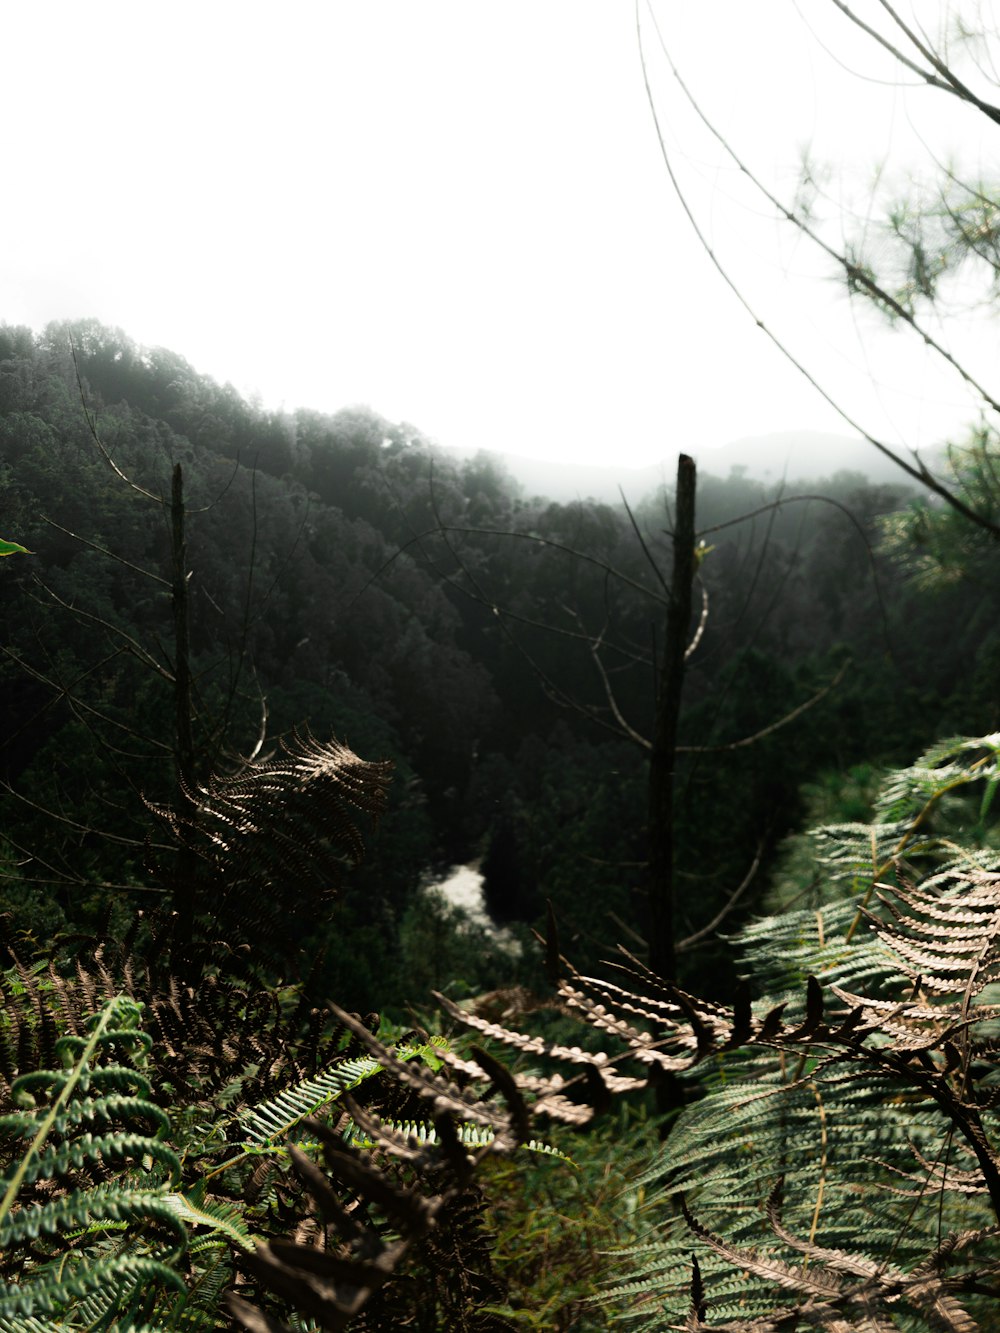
<box><xmin>3</xmin><ymin>317</ymin><xmax>999</xmax><ymax>1006</ymax></box>
<box><xmin>2</xmin><ymin>320</ymin><xmax>1000</xmax><ymax>1328</ymax></box>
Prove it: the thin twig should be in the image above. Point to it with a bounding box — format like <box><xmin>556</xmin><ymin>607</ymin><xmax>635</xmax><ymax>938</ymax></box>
<box><xmin>40</xmin><ymin>517</ymin><xmax>169</xmax><ymax>587</ymax></box>
<box><xmin>676</xmin><ymin>844</ymin><xmax>763</xmax><ymax>951</ymax></box>
<box><xmin>636</xmin><ymin>1</ymin><xmax>1000</xmax><ymax>539</ymax></box>
<box><xmin>677</xmin><ymin>660</ymin><xmax>849</xmax><ymax>754</ymax></box>
<box><xmin>684</xmin><ymin>579</ymin><xmax>709</xmax><ymax>660</ymax></box>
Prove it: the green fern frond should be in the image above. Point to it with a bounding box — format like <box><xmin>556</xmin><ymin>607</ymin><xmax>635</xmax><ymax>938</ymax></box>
<box><xmin>162</xmin><ymin>1188</ymin><xmax>256</xmax><ymax>1252</ymax></box>
<box><xmin>0</xmin><ymin>1254</ymin><xmax>188</xmax><ymax>1321</ymax></box>
<box><xmin>0</xmin><ymin>1091</ymin><xmax>170</xmax><ymax>1140</ymax></box>
<box><xmin>0</xmin><ymin>1182</ymin><xmax>187</xmax><ymax>1250</ymax></box>
<box><xmin>342</xmin><ymin>1112</ymin><xmax>575</xmax><ymax>1163</ymax></box>
<box><xmin>2</xmin><ymin>1130</ymin><xmax>181</xmax><ymax>1191</ymax></box>
<box><xmin>237</xmin><ymin>1053</ymin><xmax>383</xmax><ymax>1147</ymax></box>
<box><xmin>738</xmin><ymin>899</ymin><xmax>903</xmax><ymax>997</ymax></box>
<box><xmin>0</xmin><ymin>995</ymin><xmax>191</xmax><ymax>1327</ymax></box>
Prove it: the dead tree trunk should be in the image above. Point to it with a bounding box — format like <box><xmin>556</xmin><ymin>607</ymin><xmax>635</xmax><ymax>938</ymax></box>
<box><xmin>170</xmin><ymin>462</ymin><xmax>199</xmax><ymax>950</ymax></box>
<box><xmin>647</xmin><ymin>453</ymin><xmax>696</xmax><ymax>981</ymax></box>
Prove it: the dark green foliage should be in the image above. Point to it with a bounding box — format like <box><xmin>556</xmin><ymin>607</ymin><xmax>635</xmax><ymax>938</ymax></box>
<box><xmin>5</xmin><ymin>703</ymin><xmax>1000</xmax><ymax>1329</ymax></box>
<box><xmin>7</xmin><ymin>316</ymin><xmax>1000</xmax><ymax>1007</ymax></box>
<box><xmin>9</xmin><ymin>316</ymin><xmax>1000</xmax><ymax>1328</ymax></box>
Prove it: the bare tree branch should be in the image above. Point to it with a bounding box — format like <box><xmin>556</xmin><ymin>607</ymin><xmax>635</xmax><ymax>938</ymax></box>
<box><xmin>0</xmin><ymin>783</ymin><xmax>172</xmax><ymax>851</ymax></box>
<box><xmin>0</xmin><ymin>866</ymin><xmax>164</xmax><ymax>893</ymax></box>
<box><xmin>828</xmin><ymin>0</ymin><xmax>1000</xmax><ymax>124</ymax></box>
<box><xmin>636</xmin><ymin>0</ymin><xmax>1000</xmax><ymax>539</ymax></box>
<box><xmin>346</xmin><ymin>521</ymin><xmax>670</xmax><ymax>618</ymax></box>
<box><xmin>685</xmin><ymin>578</ymin><xmax>709</xmax><ymax>660</ymax></box>
<box><xmin>619</xmin><ymin>485</ymin><xmax>670</xmax><ymax>598</ymax></box>
<box><xmin>583</xmin><ymin>621</ymin><xmax>653</xmax><ymax>752</ymax></box>
<box><xmin>70</xmin><ymin>342</ymin><xmax>162</xmax><ymax>504</ymax></box>
<box><xmin>646</xmin><ymin>5</ymin><xmax>1000</xmax><ymax>417</ymax></box>
<box><xmin>676</xmin><ymin>843</ymin><xmax>763</xmax><ymax>952</ymax></box>
<box><xmin>31</xmin><ymin>578</ymin><xmax>173</xmax><ymax>682</ymax></box>
<box><xmin>1</xmin><ymin>645</ymin><xmax>173</xmax><ymax>755</ymax></box>
<box><xmin>677</xmin><ymin>659</ymin><xmax>850</xmax><ymax>754</ymax></box>
<box><xmin>606</xmin><ymin>908</ymin><xmax>649</xmax><ymax>949</ymax></box>
<box><xmin>40</xmin><ymin>517</ymin><xmax>169</xmax><ymax>588</ymax></box>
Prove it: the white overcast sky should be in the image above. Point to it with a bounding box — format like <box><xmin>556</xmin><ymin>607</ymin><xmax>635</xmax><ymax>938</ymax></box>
<box><xmin>5</xmin><ymin>2</ymin><xmax>999</xmax><ymax>469</ymax></box>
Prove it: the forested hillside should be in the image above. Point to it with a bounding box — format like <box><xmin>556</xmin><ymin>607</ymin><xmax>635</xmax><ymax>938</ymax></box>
<box><xmin>2</xmin><ymin>318</ymin><xmax>1000</xmax><ymax>1329</ymax></box>
<box><xmin>3</xmin><ymin>318</ymin><xmax>997</xmax><ymax>1000</ymax></box>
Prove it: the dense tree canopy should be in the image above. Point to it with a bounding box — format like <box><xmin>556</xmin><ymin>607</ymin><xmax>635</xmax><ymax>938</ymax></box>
<box><xmin>2</xmin><ymin>316</ymin><xmax>998</xmax><ymax>1007</ymax></box>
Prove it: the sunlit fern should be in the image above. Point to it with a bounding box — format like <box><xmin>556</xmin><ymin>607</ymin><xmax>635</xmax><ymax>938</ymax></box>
<box><xmin>580</xmin><ymin>741</ymin><xmax>1000</xmax><ymax>1328</ymax></box>
<box><xmin>414</xmin><ymin>737</ymin><xmax>1000</xmax><ymax>1330</ymax></box>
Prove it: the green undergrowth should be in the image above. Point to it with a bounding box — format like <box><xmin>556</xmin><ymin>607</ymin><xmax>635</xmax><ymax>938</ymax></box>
<box><xmin>481</xmin><ymin>1105</ymin><xmax>659</xmax><ymax>1330</ymax></box>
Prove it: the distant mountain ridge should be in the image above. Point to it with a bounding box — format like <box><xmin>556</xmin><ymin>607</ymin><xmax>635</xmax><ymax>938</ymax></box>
<box><xmin>449</xmin><ymin>430</ymin><xmax>940</xmax><ymax>504</ymax></box>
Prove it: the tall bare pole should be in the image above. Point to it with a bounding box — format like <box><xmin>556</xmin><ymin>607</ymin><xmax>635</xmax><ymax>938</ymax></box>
<box><xmin>170</xmin><ymin>462</ymin><xmax>198</xmax><ymax>949</ymax></box>
<box><xmin>647</xmin><ymin>453</ymin><xmax>696</xmax><ymax>980</ymax></box>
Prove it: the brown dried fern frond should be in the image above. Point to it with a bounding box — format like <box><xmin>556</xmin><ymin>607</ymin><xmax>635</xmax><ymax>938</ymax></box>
<box><xmin>149</xmin><ymin>727</ymin><xmax>393</xmax><ymax>962</ymax></box>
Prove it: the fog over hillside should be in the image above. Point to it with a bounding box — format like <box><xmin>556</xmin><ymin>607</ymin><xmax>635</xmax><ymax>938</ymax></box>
<box><xmin>449</xmin><ymin>431</ymin><xmax>940</xmax><ymax>504</ymax></box>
